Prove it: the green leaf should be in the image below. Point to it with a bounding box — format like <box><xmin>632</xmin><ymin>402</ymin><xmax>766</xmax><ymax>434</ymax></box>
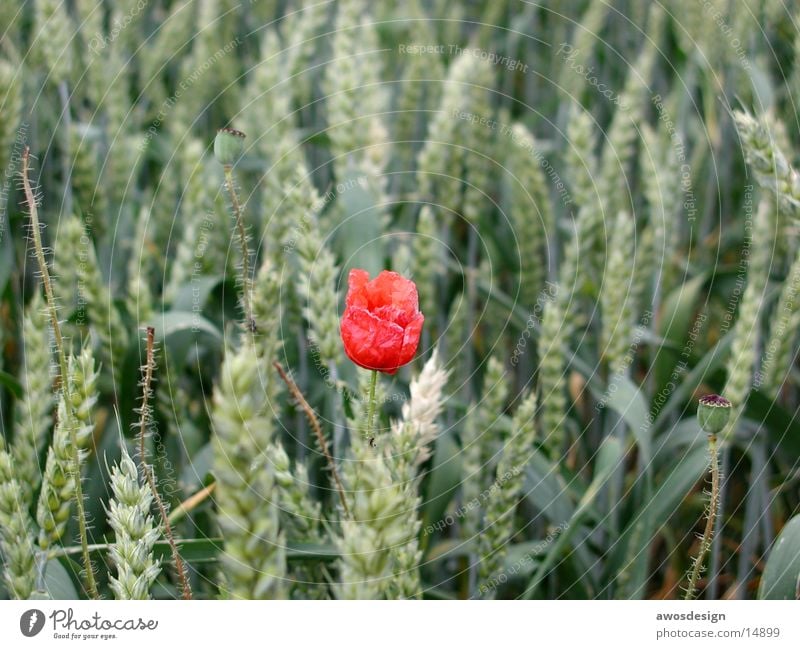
<box><xmin>654</xmin><ymin>274</ymin><xmax>706</xmax><ymax>395</ymax></box>
<box><xmin>149</xmin><ymin>539</ymin><xmax>338</xmax><ymax>565</ymax></box>
<box><xmin>611</xmin><ymin>420</ymin><xmax>709</xmax><ymax>596</ymax></box>
<box><xmin>421</xmin><ymin>430</ymin><xmax>461</xmax><ymax>548</ymax></box>
<box><xmin>745</xmin><ymin>390</ymin><xmax>800</xmax><ymax>463</ymax></box>
<box><xmin>524</xmin><ymin>438</ymin><xmax>624</xmax><ymax>598</ymax></box>
<box><xmin>580</xmin><ymin>437</ymin><xmax>625</xmax><ymax>509</ymax></box>
<box><xmin>759</xmin><ymin>515</ymin><xmax>800</xmax><ymax>599</ymax></box>
<box><xmin>180</xmin><ymin>442</ymin><xmax>214</xmax><ymax>491</ymax></box>
<box><xmin>654</xmin><ymin>417</ymin><xmax>704</xmax><ymax>465</ymax></box>
<box><xmin>522</xmin><ymin>449</ymin><xmax>576</xmax><ymax>525</ymax></box>
<box><xmin>613</xmin><ymin>501</ymin><xmax>654</xmax><ymax>599</ymax></box>
<box><xmin>82</xmin><ymin>414</ymin><xmax>120</xmax><ymax>537</ymax></box>
<box><xmin>425</xmin><ymin>539</ymin><xmax>468</xmax><ymax>563</ymax></box>
<box><xmin>0</xmin><ymin>225</ymin><xmax>13</xmax><ymax>293</ymax></box>
<box><xmin>652</xmin><ymin>332</ymin><xmax>733</xmax><ymax>434</ymax></box>
<box><xmin>649</xmin><ymin>443</ymin><xmax>708</xmax><ymax>525</ymax></box>
<box><xmin>153</xmin><ymin>310</ymin><xmax>223</xmax><ymax>351</ymax></box>
<box><xmin>0</xmin><ymin>369</ymin><xmax>22</xmax><ymax>399</ymax></box>
<box><xmin>286</xmin><ymin>542</ymin><xmax>339</xmax><ymax>562</ymax></box>
<box><xmin>41</xmin><ymin>558</ymin><xmax>80</xmax><ymax>599</ymax></box>
<box><xmin>593</xmin><ymin>376</ymin><xmax>651</xmax><ymax>465</ymax></box>
<box><xmin>117</xmin><ymin>310</ymin><xmax>222</xmax><ymax>432</ymax></box>
<box><xmin>171</xmin><ymin>276</ymin><xmax>222</xmax><ymax>313</ymax></box>
<box><xmin>334</xmin><ymin>171</ymin><xmax>385</xmax><ymax>276</ymax></box>
<box><xmin>500</xmin><ymin>540</ymin><xmax>548</xmax><ymax>578</ymax></box>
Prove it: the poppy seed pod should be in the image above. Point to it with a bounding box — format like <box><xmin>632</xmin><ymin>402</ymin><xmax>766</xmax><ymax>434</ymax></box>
<box><xmin>214</xmin><ymin>128</ymin><xmax>246</xmax><ymax>166</ymax></box>
<box><xmin>697</xmin><ymin>394</ymin><xmax>732</xmax><ymax>434</ymax></box>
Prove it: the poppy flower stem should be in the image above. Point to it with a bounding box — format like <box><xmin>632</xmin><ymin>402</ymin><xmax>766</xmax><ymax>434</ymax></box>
<box><xmin>21</xmin><ymin>147</ymin><xmax>98</xmax><ymax>599</ymax></box>
<box><xmin>138</xmin><ymin>327</ymin><xmax>193</xmax><ymax>600</ymax></box>
<box><xmin>685</xmin><ymin>433</ymin><xmax>720</xmax><ymax>600</ymax></box>
<box><xmin>365</xmin><ymin>370</ymin><xmax>378</xmax><ymax>442</ymax></box>
<box><xmin>223</xmin><ymin>164</ymin><xmax>254</xmax><ymax>330</ymax></box>
<box><xmin>273</xmin><ymin>362</ymin><xmax>351</xmax><ymax>518</ymax></box>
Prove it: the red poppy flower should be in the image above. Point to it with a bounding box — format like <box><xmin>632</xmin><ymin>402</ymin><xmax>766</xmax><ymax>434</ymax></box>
<box><xmin>340</xmin><ymin>269</ymin><xmax>424</xmax><ymax>374</ymax></box>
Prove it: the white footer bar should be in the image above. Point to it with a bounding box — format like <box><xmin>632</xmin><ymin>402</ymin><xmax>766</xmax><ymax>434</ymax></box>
<box><xmin>1</xmin><ymin>600</ymin><xmax>797</xmax><ymax>648</ymax></box>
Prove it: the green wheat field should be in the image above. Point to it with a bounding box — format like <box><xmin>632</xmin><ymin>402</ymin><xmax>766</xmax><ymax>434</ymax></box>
<box><xmin>1</xmin><ymin>0</ymin><xmax>800</xmax><ymax>601</ymax></box>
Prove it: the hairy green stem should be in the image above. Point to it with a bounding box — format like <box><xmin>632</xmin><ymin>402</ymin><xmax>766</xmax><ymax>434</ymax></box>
<box><xmin>685</xmin><ymin>433</ymin><xmax>720</xmax><ymax>600</ymax></box>
<box><xmin>138</xmin><ymin>327</ymin><xmax>192</xmax><ymax>599</ymax></box>
<box><xmin>365</xmin><ymin>370</ymin><xmax>378</xmax><ymax>443</ymax></box>
<box><xmin>274</xmin><ymin>362</ymin><xmax>350</xmax><ymax>518</ymax></box>
<box><xmin>223</xmin><ymin>164</ymin><xmax>254</xmax><ymax>330</ymax></box>
<box><xmin>22</xmin><ymin>147</ymin><xmax>98</xmax><ymax>599</ymax></box>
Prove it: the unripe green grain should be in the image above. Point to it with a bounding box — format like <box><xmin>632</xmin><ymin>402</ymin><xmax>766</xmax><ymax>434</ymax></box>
<box><xmin>760</xmin><ymin>244</ymin><xmax>800</xmax><ymax>395</ymax></box>
<box><xmin>212</xmin><ymin>340</ymin><xmax>287</xmax><ymax>599</ymax></box>
<box><xmin>251</xmin><ymin>258</ymin><xmax>286</xmax><ymax>406</ymax></box>
<box><xmin>241</xmin><ymin>30</ymin><xmax>293</xmax><ymax>161</ymax></box>
<box><xmin>284</xmin><ymin>0</ymin><xmax>326</xmax><ymax>107</ymax></box>
<box><xmin>597</xmin><ymin>31</ymin><xmax>658</xmax><ymax>218</ymax></box>
<box><xmin>386</xmin><ymin>351</ymin><xmax>449</xmax><ymax>599</ymax></box>
<box><xmin>733</xmin><ymin>111</ymin><xmax>800</xmax><ymax>216</ymax></box>
<box><xmin>443</xmin><ymin>291</ymin><xmax>470</xmax><ymax>392</ymax></box>
<box><xmin>417</xmin><ymin>52</ymin><xmax>485</xmax><ymax>213</ymax></box>
<box><xmin>34</xmin><ymin>0</ymin><xmax>73</xmax><ymax>84</ymax></box>
<box><xmin>412</xmin><ymin>205</ymin><xmax>442</xmax><ymax>321</ymax></box>
<box><xmin>460</xmin><ymin>59</ymin><xmax>496</xmax><ymax>225</ymax></box>
<box><xmin>138</xmin><ymin>1</ymin><xmax>196</xmax><ymax>108</ymax></box>
<box><xmin>294</xmin><ymin>183</ymin><xmax>343</xmax><ymax>371</ymax></box>
<box><xmin>564</xmin><ymin>106</ymin><xmax>597</xmax><ymax>213</ymax></box>
<box><xmin>107</xmin><ymin>449</ymin><xmax>161</xmax><ymax>600</ymax></box>
<box><xmin>0</xmin><ymin>447</ymin><xmax>37</xmax><ymax>599</ymax></box>
<box><xmin>58</xmin><ymin>216</ymin><xmax>128</xmax><ymax>382</ymax></box>
<box><xmin>557</xmin><ymin>2</ymin><xmax>612</xmax><ymax>102</ymax></box>
<box><xmin>538</xmin><ymin>290</ymin><xmax>568</xmax><ymax>459</ymax></box>
<box><xmin>508</xmin><ymin>123</ymin><xmax>552</xmax><ymax>307</ymax></box>
<box><xmin>478</xmin><ymin>390</ymin><xmax>537</xmax><ymax>592</ymax></box>
<box><xmin>269</xmin><ymin>442</ymin><xmax>323</xmax><ymax>542</ymax></box>
<box><xmin>69</xmin><ymin>128</ymin><xmax>107</xmax><ymax>231</ymax></box>
<box><xmin>336</xmin><ymin>373</ymin><xmax>407</xmax><ymax>598</ymax></box>
<box><xmin>164</xmin><ymin>139</ymin><xmax>221</xmax><ymax>304</ymax></box>
<box><xmin>640</xmin><ymin>120</ymin><xmax>683</xmax><ymax>296</ymax></box>
<box><xmin>601</xmin><ymin>211</ymin><xmax>636</xmax><ymax>374</ymax></box>
<box><xmin>325</xmin><ymin>0</ymin><xmax>389</xmax><ymax>181</ymax></box>
<box><xmin>102</xmin><ymin>45</ymin><xmax>139</xmax><ymax>207</ymax></box>
<box><xmin>12</xmin><ymin>292</ymin><xmax>54</xmax><ymax>506</ymax></box>
<box><xmin>461</xmin><ymin>357</ymin><xmax>509</xmax><ymax>547</ymax></box>
<box><xmin>126</xmin><ymin>207</ymin><xmax>155</xmax><ymax>325</ymax></box>
<box><xmin>36</xmin><ymin>348</ymin><xmax>98</xmax><ymax>550</ymax></box>
<box><xmin>0</xmin><ymin>2</ymin><xmax>24</xmax><ymax>49</ymax></box>
<box><xmin>722</xmin><ymin>197</ymin><xmax>776</xmax><ymax>439</ymax></box>
<box><xmin>394</xmin><ymin>1</ymin><xmax>444</xmax><ymax>170</ymax></box>
<box><xmin>268</xmin><ymin>445</ymin><xmax>326</xmax><ymax>600</ymax></box>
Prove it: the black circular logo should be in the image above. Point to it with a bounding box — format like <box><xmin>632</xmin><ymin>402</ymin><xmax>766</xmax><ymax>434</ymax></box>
<box><xmin>20</xmin><ymin>609</ymin><xmax>45</xmax><ymax>637</ymax></box>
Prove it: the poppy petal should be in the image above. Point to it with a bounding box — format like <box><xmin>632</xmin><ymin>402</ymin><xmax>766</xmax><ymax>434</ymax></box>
<box><xmin>367</xmin><ymin>270</ymin><xmax>419</xmax><ymax>314</ymax></box>
<box><xmin>372</xmin><ymin>304</ymin><xmax>411</xmax><ymax>327</ymax></box>
<box><xmin>341</xmin><ymin>268</ymin><xmax>424</xmax><ymax>374</ymax></box>
<box><xmin>340</xmin><ymin>306</ymin><xmax>404</xmax><ymax>373</ymax></box>
<box><xmin>398</xmin><ymin>312</ymin><xmax>425</xmax><ymax>367</ymax></box>
<box><xmin>345</xmin><ymin>268</ymin><xmax>371</xmax><ymax>309</ymax></box>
